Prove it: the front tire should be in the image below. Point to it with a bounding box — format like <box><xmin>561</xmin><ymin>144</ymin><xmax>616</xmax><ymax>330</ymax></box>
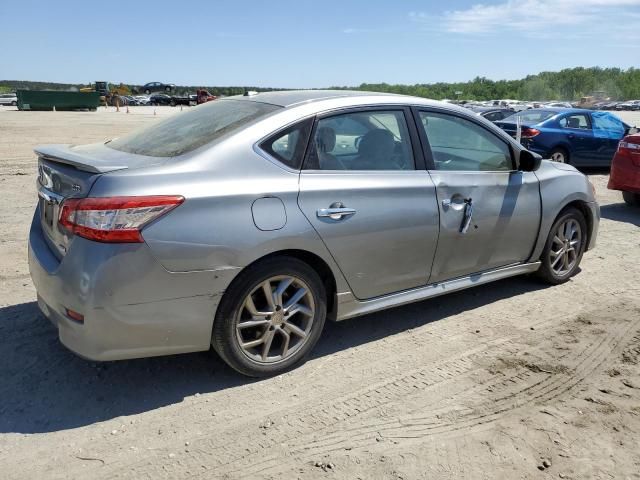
<box><xmin>623</xmin><ymin>191</ymin><xmax>640</xmax><ymax>207</ymax></box>
<box><xmin>212</xmin><ymin>257</ymin><xmax>327</xmax><ymax>377</ymax></box>
<box><xmin>537</xmin><ymin>207</ymin><xmax>587</xmax><ymax>284</ymax></box>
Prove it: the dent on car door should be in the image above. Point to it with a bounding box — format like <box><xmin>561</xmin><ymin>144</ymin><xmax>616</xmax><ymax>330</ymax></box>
<box><xmin>415</xmin><ymin>109</ymin><xmax>541</xmax><ymax>283</ymax></box>
<box><xmin>297</xmin><ymin>107</ymin><xmax>440</xmax><ymax>300</ymax></box>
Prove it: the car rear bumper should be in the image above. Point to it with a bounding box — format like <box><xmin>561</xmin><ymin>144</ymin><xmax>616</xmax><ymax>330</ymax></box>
<box><xmin>28</xmin><ymin>207</ymin><xmax>240</xmax><ymax>361</ymax></box>
<box><xmin>608</xmin><ymin>153</ymin><xmax>640</xmax><ymax>194</ymax></box>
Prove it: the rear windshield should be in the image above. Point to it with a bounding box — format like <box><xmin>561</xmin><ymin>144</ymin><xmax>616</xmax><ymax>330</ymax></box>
<box><xmin>107</xmin><ymin>99</ymin><xmax>280</xmax><ymax>157</ymax></box>
<box><xmin>502</xmin><ymin>109</ymin><xmax>557</xmax><ymax>124</ymax></box>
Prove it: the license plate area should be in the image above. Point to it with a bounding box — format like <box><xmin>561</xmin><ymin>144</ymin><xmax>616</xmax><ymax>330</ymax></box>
<box><xmin>41</xmin><ymin>198</ymin><xmax>55</xmax><ymax>228</ymax></box>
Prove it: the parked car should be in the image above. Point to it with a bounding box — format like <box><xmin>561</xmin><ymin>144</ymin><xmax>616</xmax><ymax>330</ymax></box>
<box><xmin>149</xmin><ymin>94</ymin><xmax>173</xmax><ymax>106</ymax></box>
<box><xmin>545</xmin><ymin>102</ymin><xmax>573</xmax><ymax>108</ymax></box>
<box><xmin>466</xmin><ymin>106</ymin><xmax>514</xmax><ymax>122</ymax></box>
<box><xmin>196</xmin><ymin>89</ymin><xmax>217</xmax><ymax>104</ymax></box>
<box><xmin>608</xmin><ymin>132</ymin><xmax>640</xmax><ymax>206</ymax></box>
<box><xmin>169</xmin><ymin>95</ymin><xmax>191</xmax><ymax>106</ymax></box>
<box><xmin>135</xmin><ymin>95</ymin><xmax>150</xmax><ymax>106</ymax></box>
<box><xmin>615</xmin><ymin>100</ymin><xmax>640</xmax><ymax>111</ymax></box>
<box><xmin>28</xmin><ymin>91</ymin><xmax>599</xmax><ymax>377</ymax></box>
<box><xmin>494</xmin><ymin>108</ymin><xmax>633</xmax><ymax>166</ymax></box>
<box><xmin>140</xmin><ymin>82</ymin><xmax>175</xmax><ymax>94</ymax></box>
<box><xmin>0</xmin><ymin>93</ymin><xmax>18</xmax><ymax>106</ymax></box>
<box><xmin>602</xmin><ymin>101</ymin><xmax>621</xmax><ymax>110</ymax></box>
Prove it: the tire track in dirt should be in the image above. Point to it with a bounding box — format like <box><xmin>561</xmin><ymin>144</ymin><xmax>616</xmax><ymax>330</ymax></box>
<box><xmin>94</xmin><ymin>306</ymin><xmax>633</xmax><ymax>480</ymax></box>
<box><xmin>97</xmin><ymin>310</ymin><xmax>568</xmax><ymax>480</ymax></box>
<box><xmin>223</xmin><ymin>313</ymin><xmax>639</xmax><ymax>479</ymax></box>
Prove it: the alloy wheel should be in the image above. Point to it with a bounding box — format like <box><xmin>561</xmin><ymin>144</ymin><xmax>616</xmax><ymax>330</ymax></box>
<box><xmin>551</xmin><ymin>151</ymin><xmax>566</xmax><ymax>163</ymax></box>
<box><xmin>235</xmin><ymin>275</ymin><xmax>315</xmax><ymax>364</ymax></box>
<box><xmin>549</xmin><ymin>218</ymin><xmax>582</xmax><ymax>276</ymax></box>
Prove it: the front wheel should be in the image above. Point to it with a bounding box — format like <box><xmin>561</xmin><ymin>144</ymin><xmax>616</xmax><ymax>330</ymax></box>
<box><xmin>537</xmin><ymin>207</ymin><xmax>587</xmax><ymax>284</ymax></box>
<box><xmin>212</xmin><ymin>257</ymin><xmax>327</xmax><ymax>377</ymax></box>
<box><xmin>550</xmin><ymin>147</ymin><xmax>569</xmax><ymax>164</ymax></box>
<box><xmin>11</xmin><ymin>101</ymin><xmax>17</xmax><ymax>106</ymax></box>
<box><xmin>623</xmin><ymin>191</ymin><xmax>640</xmax><ymax>207</ymax></box>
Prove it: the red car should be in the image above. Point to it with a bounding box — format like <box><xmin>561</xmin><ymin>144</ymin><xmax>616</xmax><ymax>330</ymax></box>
<box><xmin>608</xmin><ymin>133</ymin><xmax>640</xmax><ymax>206</ymax></box>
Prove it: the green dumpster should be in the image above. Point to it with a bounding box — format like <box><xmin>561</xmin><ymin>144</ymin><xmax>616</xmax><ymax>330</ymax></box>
<box><xmin>16</xmin><ymin>90</ymin><xmax>100</xmax><ymax>111</ymax></box>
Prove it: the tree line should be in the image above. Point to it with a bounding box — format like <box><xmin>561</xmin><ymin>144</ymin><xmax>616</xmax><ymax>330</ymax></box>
<box><xmin>2</xmin><ymin>67</ymin><xmax>640</xmax><ymax>100</ymax></box>
<box><xmin>335</xmin><ymin>67</ymin><xmax>640</xmax><ymax>101</ymax></box>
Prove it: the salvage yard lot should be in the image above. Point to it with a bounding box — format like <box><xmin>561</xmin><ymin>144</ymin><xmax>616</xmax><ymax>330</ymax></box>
<box><xmin>0</xmin><ymin>106</ymin><xmax>639</xmax><ymax>479</ymax></box>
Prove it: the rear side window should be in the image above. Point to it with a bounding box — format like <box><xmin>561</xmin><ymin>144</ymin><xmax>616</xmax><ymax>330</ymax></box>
<box><xmin>260</xmin><ymin>118</ymin><xmax>313</xmax><ymax>169</ymax></box>
<box><xmin>304</xmin><ymin>110</ymin><xmax>415</xmax><ymax>171</ymax></box>
<box><xmin>107</xmin><ymin>99</ymin><xmax>280</xmax><ymax>157</ymax></box>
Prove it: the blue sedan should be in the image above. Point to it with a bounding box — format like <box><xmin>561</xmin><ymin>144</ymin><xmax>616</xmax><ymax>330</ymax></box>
<box><xmin>494</xmin><ymin>108</ymin><xmax>633</xmax><ymax>167</ymax></box>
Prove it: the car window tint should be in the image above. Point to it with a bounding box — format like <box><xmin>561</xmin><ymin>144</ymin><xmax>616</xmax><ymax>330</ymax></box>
<box><xmin>591</xmin><ymin>112</ymin><xmax>626</xmax><ymax>139</ymax></box>
<box><xmin>107</xmin><ymin>99</ymin><xmax>280</xmax><ymax>157</ymax></box>
<box><xmin>304</xmin><ymin>110</ymin><xmax>414</xmax><ymax>171</ymax></box>
<box><xmin>558</xmin><ymin>114</ymin><xmax>590</xmax><ymax>129</ymax></box>
<box><xmin>502</xmin><ymin>110</ymin><xmax>556</xmax><ymax>123</ymax></box>
<box><xmin>419</xmin><ymin>112</ymin><xmax>512</xmax><ymax>171</ymax></box>
<box><xmin>260</xmin><ymin>118</ymin><xmax>313</xmax><ymax>169</ymax></box>
<box><xmin>484</xmin><ymin>111</ymin><xmax>503</xmax><ymax>121</ymax></box>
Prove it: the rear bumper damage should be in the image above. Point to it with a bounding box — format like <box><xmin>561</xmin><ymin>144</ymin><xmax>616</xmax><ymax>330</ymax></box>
<box><xmin>28</xmin><ymin>207</ymin><xmax>240</xmax><ymax>361</ymax></box>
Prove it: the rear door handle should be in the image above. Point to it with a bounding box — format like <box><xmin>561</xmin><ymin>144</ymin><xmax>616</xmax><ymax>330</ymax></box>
<box><xmin>317</xmin><ymin>202</ymin><xmax>356</xmax><ymax>220</ymax></box>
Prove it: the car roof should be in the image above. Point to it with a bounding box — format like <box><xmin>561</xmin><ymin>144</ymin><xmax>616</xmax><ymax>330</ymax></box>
<box><xmin>467</xmin><ymin>106</ymin><xmax>512</xmax><ymax>112</ymax></box>
<box><xmin>225</xmin><ymin>89</ymin><xmax>422</xmax><ymax>108</ymax></box>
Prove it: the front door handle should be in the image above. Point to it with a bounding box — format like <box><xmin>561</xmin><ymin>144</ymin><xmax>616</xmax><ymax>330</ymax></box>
<box><xmin>317</xmin><ymin>202</ymin><xmax>356</xmax><ymax>221</ymax></box>
<box><xmin>460</xmin><ymin>198</ymin><xmax>473</xmax><ymax>234</ymax></box>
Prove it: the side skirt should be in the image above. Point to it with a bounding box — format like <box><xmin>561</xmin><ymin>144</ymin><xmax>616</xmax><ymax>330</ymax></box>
<box><xmin>335</xmin><ymin>262</ymin><xmax>541</xmax><ymax>321</ymax></box>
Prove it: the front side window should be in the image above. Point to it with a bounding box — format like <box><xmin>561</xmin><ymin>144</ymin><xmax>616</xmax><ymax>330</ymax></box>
<box><xmin>304</xmin><ymin>110</ymin><xmax>415</xmax><ymax>170</ymax></box>
<box><xmin>107</xmin><ymin>99</ymin><xmax>280</xmax><ymax>157</ymax></box>
<box><xmin>419</xmin><ymin>112</ymin><xmax>513</xmax><ymax>171</ymax></box>
<box><xmin>558</xmin><ymin>113</ymin><xmax>590</xmax><ymax>130</ymax></box>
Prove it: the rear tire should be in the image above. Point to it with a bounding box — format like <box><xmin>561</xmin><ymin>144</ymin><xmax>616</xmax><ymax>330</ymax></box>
<box><xmin>550</xmin><ymin>147</ymin><xmax>569</xmax><ymax>164</ymax></box>
<box><xmin>623</xmin><ymin>191</ymin><xmax>640</xmax><ymax>207</ymax></box>
<box><xmin>537</xmin><ymin>207</ymin><xmax>587</xmax><ymax>285</ymax></box>
<box><xmin>212</xmin><ymin>257</ymin><xmax>327</xmax><ymax>377</ymax></box>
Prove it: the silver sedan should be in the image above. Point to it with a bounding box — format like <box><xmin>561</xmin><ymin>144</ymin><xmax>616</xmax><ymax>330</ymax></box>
<box><xmin>28</xmin><ymin>90</ymin><xmax>599</xmax><ymax>376</ymax></box>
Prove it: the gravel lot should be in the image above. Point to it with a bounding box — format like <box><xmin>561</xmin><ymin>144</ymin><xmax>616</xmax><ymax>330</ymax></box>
<box><xmin>1</xmin><ymin>106</ymin><xmax>639</xmax><ymax>480</ymax></box>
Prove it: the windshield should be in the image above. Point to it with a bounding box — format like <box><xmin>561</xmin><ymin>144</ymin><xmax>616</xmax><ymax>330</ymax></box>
<box><xmin>502</xmin><ymin>109</ymin><xmax>557</xmax><ymax>124</ymax></box>
<box><xmin>107</xmin><ymin>99</ymin><xmax>280</xmax><ymax>157</ymax></box>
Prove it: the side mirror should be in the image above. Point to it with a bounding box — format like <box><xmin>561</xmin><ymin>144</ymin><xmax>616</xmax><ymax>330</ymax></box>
<box><xmin>519</xmin><ymin>150</ymin><xmax>542</xmax><ymax>172</ymax></box>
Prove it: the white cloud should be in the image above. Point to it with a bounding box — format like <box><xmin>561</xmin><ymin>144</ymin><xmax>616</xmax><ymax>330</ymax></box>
<box><xmin>411</xmin><ymin>0</ymin><xmax>640</xmax><ymax>35</ymax></box>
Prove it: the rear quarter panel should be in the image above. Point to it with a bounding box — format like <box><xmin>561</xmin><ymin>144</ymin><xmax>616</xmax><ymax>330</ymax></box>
<box><xmin>89</xmin><ymin>136</ymin><xmax>352</xmax><ymax>293</ymax></box>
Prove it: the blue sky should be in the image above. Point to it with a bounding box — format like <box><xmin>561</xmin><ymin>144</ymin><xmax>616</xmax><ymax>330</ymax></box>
<box><xmin>2</xmin><ymin>0</ymin><xmax>639</xmax><ymax>87</ymax></box>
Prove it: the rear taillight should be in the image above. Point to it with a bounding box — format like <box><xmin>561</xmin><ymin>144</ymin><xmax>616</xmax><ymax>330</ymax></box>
<box><xmin>59</xmin><ymin>196</ymin><xmax>184</xmax><ymax>243</ymax></box>
<box><xmin>520</xmin><ymin>127</ymin><xmax>540</xmax><ymax>139</ymax></box>
<box><xmin>618</xmin><ymin>141</ymin><xmax>640</xmax><ymax>152</ymax></box>
<box><xmin>618</xmin><ymin>140</ymin><xmax>640</xmax><ymax>167</ymax></box>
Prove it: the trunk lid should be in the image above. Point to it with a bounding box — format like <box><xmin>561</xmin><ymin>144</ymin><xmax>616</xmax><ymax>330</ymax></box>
<box><xmin>35</xmin><ymin>143</ymin><xmax>165</xmax><ymax>258</ymax></box>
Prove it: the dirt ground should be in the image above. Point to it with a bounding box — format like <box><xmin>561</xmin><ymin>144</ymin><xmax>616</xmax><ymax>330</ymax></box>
<box><xmin>0</xmin><ymin>106</ymin><xmax>639</xmax><ymax>480</ymax></box>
